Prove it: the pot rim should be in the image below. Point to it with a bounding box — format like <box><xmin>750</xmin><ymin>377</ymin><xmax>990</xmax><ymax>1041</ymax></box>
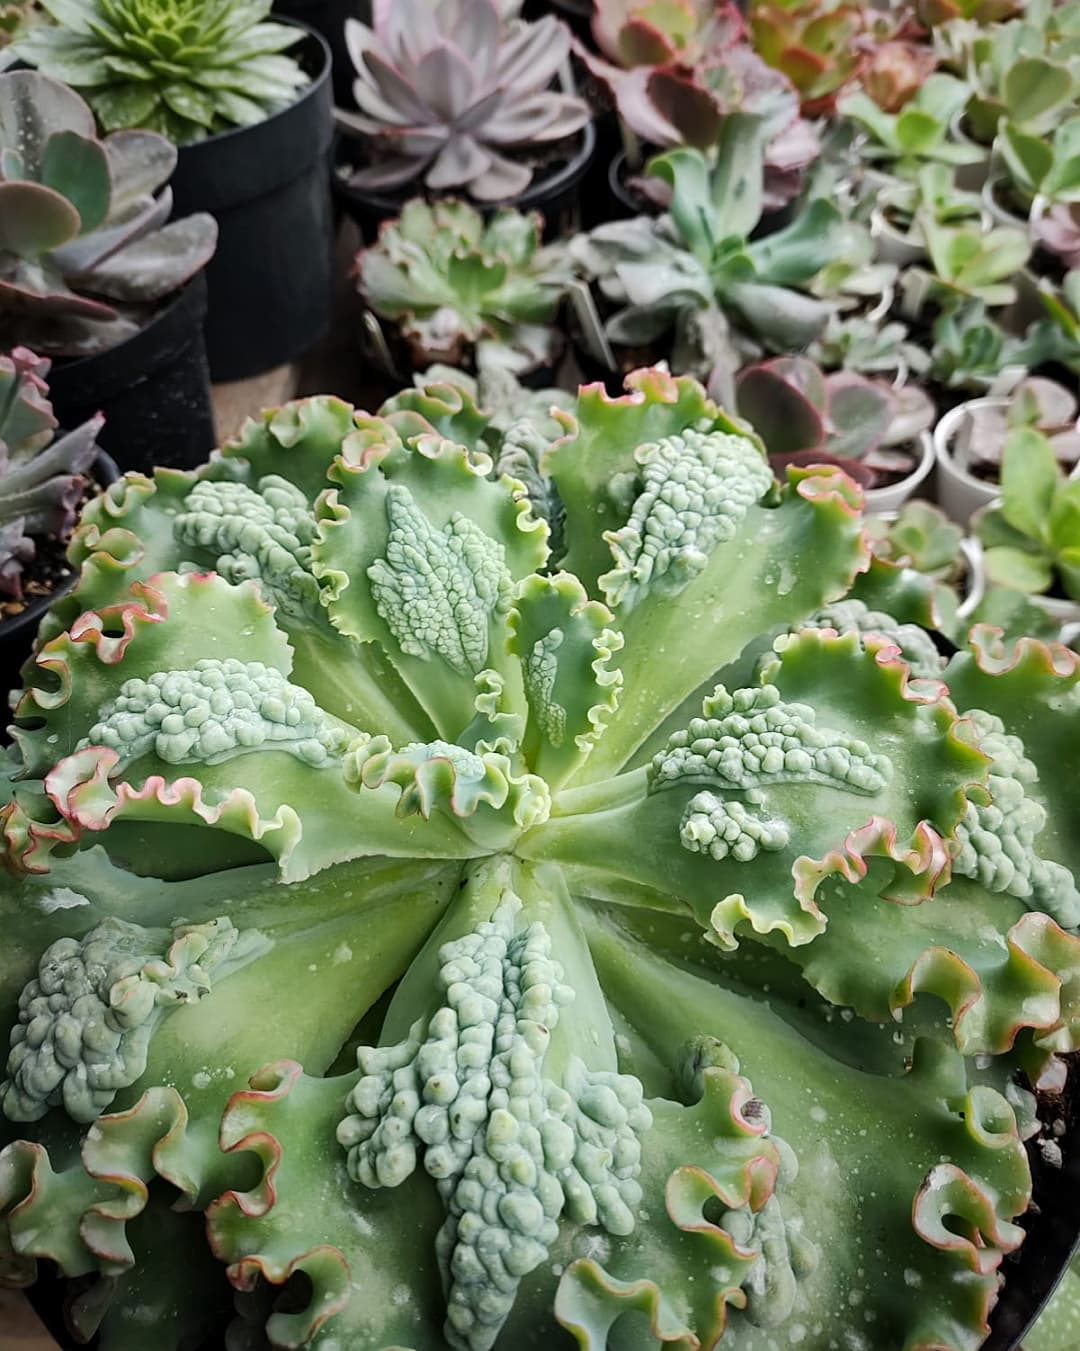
<box><xmin>332</xmin><ymin>117</ymin><xmax>598</xmax><ymax>219</ymax></box>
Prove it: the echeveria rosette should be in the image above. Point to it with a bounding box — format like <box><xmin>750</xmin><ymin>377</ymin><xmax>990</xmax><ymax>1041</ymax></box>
<box><xmin>0</xmin><ymin>367</ymin><xmax>1078</xmax><ymax>1351</ymax></box>
<box><xmin>10</xmin><ymin>0</ymin><xmax>307</xmax><ymax>144</ymax></box>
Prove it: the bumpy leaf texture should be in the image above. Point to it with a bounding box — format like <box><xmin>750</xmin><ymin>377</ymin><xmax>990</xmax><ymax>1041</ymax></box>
<box><xmin>0</xmin><ymin>368</ymin><xmax>1077</xmax><ymax>1351</ymax></box>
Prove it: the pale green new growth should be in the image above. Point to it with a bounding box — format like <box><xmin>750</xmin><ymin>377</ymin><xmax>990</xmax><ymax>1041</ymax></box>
<box><xmin>338</xmin><ymin>896</ymin><xmax>651</xmax><ymax>1351</ymax></box>
<box><xmin>174</xmin><ymin>477</ymin><xmax>320</xmax><ymax>620</ymax></box>
<box><xmin>954</xmin><ymin>710</ymin><xmax>1080</xmax><ymax>928</ymax></box>
<box><xmin>681</xmin><ymin>791</ymin><xmax>792</xmax><ymax>861</ymax></box>
<box><xmin>1</xmin><ymin>917</ymin><xmax>260</xmax><ymax>1123</ymax></box>
<box><xmin>345</xmin><ymin>736</ymin><xmax>552</xmax><ymax>831</ymax></box>
<box><xmin>650</xmin><ymin>685</ymin><xmax>891</xmax><ymax>795</ymax></box>
<box><xmin>82</xmin><ymin>659</ymin><xmax>348</xmax><ymax>769</ymax></box>
<box><xmin>600</xmin><ymin>428</ymin><xmax>772</xmax><ymax>611</ymax></box>
<box><xmin>802</xmin><ymin>599</ymin><xmax>946</xmax><ymax>681</ymax></box>
<box><xmin>369</xmin><ymin>484</ymin><xmax>512</xmax><ymax>677</ymax></box>
<box><xmin>523</xmin><ymin>628</ymin><xmax>567</xmax><ymax>747</ymax></box>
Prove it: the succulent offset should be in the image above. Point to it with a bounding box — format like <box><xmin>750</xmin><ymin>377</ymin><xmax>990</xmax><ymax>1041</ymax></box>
<box><xmin>0</xmin><ymin>347</ymin><xmax>101</xmax><ymax>601</ymax></box>
<box><xmin>10</xmin><ymin>0</ymin><xmax>308</xmax><ymax>143</ymax></box>
<box><xmin>337</xmin><ymin>0</ymin><xmax>591</xmax><ymax>201</ymax></box>
<box><xmin>357</xmin><ymin>199</ymin><xmax>573</xmax><ymax>376</ymax></box>
<box><xmin>0</xmin><ymin>368</ymin><xmax>1077</xmax><ymax>1350</ymax></box>
<box><xmin>0</xmin><ymin>71</ymin><xmax>218</xmax><ymax>356</ymax></box>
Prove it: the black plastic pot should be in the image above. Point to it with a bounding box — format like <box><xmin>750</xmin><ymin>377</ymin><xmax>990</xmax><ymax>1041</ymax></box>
<box><xmin>168</xmin><ymin>25</ymin><xmax>335</xmax><ymax>382</ymax></box>
<box><xmin>0</xmin><ymin>449</ymin><xmax>119</xmax><ymax>702</ymax></box>
<box><xmin>984</xmin><ymin>1059</ymin><xmax>1080</xmax><ymax>1350</ymax></box>
<box><xmin>46</xmin><ymin>276</ymin><xmax>214</xmax><ymax>476</ymax></box>
<box><xmin>333</xmin><ymin>119</ymin><xmax>598</xmax><ymax>243</ymax></box>
<box><xmin>272</xmin><ymin>0</ymin><xmax>359</xmax><ymax>108</ymax></box>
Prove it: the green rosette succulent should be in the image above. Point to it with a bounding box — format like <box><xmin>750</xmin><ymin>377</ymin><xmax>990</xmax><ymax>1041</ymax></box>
<box><xmin>357</xmin><ymin>199</ymin><xmax>573</xmax><ymax>378</ymax></box>
<box><xmin>10</xmin><ymin>0</ymin><xmax>308</xmax><ymax>143</ymax></box>
<box><xmin>1</xmin><ymin>368</ymin><xmax>1078</xmax><ymax>1351</ymax></box>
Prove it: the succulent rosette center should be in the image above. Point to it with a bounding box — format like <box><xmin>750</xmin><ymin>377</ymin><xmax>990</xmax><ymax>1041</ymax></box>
<box><xmin>1</xmin><ymin>370</ymin><xmax>1078</xmax><ymax>1351</ymax></box>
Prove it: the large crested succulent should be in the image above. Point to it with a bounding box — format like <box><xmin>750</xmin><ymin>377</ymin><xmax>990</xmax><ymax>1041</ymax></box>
<box><xmin>356</xmin><ymin>199</ymin><xmax>572</xmax><ymax>376</ymax></box>
<box><xmin>10</xmin><ymin>0</ymin><xmax>308</xmax><ymax>143</ymax></box>
<box><xmin>581</xmin><ymin>1</ymin><xmax>818</xmax><ymax>208</ymax></box>
<box><xmin>0</xmin><ymin>71</ymin><xmax>218</xmax><ymax>357</ymax></box>
<box><xmin>336</xmin><ymin>0</ymin><xmax>591</xmax><ymax>202</ymax></box>
<box><xmin>571</xmin><ymin>126</ymin><xmax>855</xmax><ymax>381</ymax></box>
<box><xmin>0</xmin><ymin>347</ymin><xmax>100</xmax><ymax>602</ymax></box>
<box><xmin>1</xmin><ymin>367</ymin><xmax>1079</xmax><ymax>1351</ymax></box>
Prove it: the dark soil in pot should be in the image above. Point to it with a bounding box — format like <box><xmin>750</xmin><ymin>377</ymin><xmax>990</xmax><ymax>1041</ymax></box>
<box><xmin>521</xmin><ymin>0</ymin><xmax>594</xmax><ymax>43</ymax></box>
<box><xmin>272</xmin><ymin>0</ymin><xmax>357</xmax><ymax>108</ymax></box>
<box><xmin>168</xmin><ymin>25</ymin><xmax>335</xmax><ymax>382</ymax></box>
<box><xmin>983</xmin><ymin>1055</ymin><xmax>1080</xmax><ymax>1349</ymax></box>
<box><xmin>332</xmin><ymin>119</ymin><xmax>598</xmax><ymax>244</ymax></box>
<box><xmin>45</xmin><ymin>276</ymin><xmax>214</xmax><ymax>477</ymax></box>
<box><xmin>0</xmin><ymin>449</ymin><xmax>119</xmax><ymax>703</ymax></box>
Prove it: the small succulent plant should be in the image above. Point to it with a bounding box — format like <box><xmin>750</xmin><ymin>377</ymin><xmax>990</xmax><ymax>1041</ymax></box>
<box><xmin>582</xmin><ymin>1</ymin><xmax>818</xmax><ymax>208</ymax></box>
<box><xmin>734</xmin><ymin>354</ymin><xmax>935</xmax><ymax>488</ymax></box>
<box><xmin>868</xmin><ymin>498</ymin><xmax>966</xmax><ymax>579</ymax></box>
<box><xmin>10</xmin><ymin>0</ymin><xmax>308</xmax><ymax>143</ymax></box>
<box><xmin>571</xmin><ymin>125</ymin><xmax>852</xmax><ymax>381</ymax></box>
<box><xmin>928</xmin><ymin>298</ymin><xmax>1052</xmax><ymax>394</ymax></box>
<box><xmin>838</xmin><ymin>73</ymin><xmax>984</xmax><ymax>177</ymax></box>
<box><xmin>947</xmin><ymin>376</ymin><xmax>1080</xmax><ymax>485</ymax></box>
<box><xmin>356</xmin><ymin>199</ymin><xmax>573</xmax><ymax>376</ymax></box>
<box><xmin>859</xmin><ymin>39</ymin><xmax>939</xmax><ymax>113</ymax></box>
<box><xmin>747</xmin><ymin>0</ymin><xmax>867</xmax><ymax>115</ymax></box>
<box><xmin>874</xmin><ymin>164</ymin><xmax>984</xmax><ymax>244</ymax></box>
<box><xmin>0</xmin><ymin>347</ymin><xmax>101</xmax><ymax>603</ymax></box>
<box><xmin>0</xmin><ymin>71</ymin><xmax>218</xmax><ymax>356</ymax></box>
<box><xmin>0</xmin><ymin>0</ymin><xmax>37</xmax><ymax>47</ymax></box>
<box><xmin>962</xmin><ymin>17</ymin><xmax>1078</xmax><ymax>146</ymax></box>
<box><xmin>1034</xmin><ymin>201</ymin><xmax>1080</xmax><ymax>269</ymax></box>
<box><xmin>999</xmin><ymin>116</ymin><xmax>1080</xmax><ymax>212</ymax></box>
<box><xmin>337</xmin><ymin>0</ymin><xmax>591</xmax><ymax>202</ymax></box>
<box><xmin>900</xmin><ymin>215</ymin><xmax>1032</xmax><ymax>313</ymax></box>
<box><xmin>808</xmin><ymin>311</ymin><xmax>931</xmax><ymax>381</ymax></box>
<box><xmin>975</xmin><ymin>425</ymin><xmax>1080</xmax><ymax>600</ymax></box>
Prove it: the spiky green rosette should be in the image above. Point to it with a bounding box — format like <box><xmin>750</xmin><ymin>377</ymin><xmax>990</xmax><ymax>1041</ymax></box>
<box><xmin>11</xmin><ymin>0</ymin><xmax>307</xmax><ymax>143</ymax></box>
<box><xmin>1</xmin><ymin>368</ymin><xmax>1077</xmax><ymax>1351</ymax></box>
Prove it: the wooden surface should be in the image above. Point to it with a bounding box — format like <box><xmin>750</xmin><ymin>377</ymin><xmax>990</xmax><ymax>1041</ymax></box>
<box><xmin>0</xmin><ymin>1288</ymin><xmax>52</xmax><ymax>1349</ymax></box>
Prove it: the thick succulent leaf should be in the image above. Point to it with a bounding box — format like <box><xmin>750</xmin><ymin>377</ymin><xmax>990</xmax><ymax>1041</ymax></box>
<box><xmin>579</xmin><ymin>904</ymin><xmax>1033</xmax><ymax>1351</ymax></box>
<box><xmin>315</xmin><ymin>424</ymin><xmax>548</xmax><ymax>741</ymax></box>
<box><xmin>547</xmin><ymin>374</ymin><xmax>868</xmax><ymax>778</ymax></box>
<box><xmin>10</xmin><ymin>573</ymin><xmax>477</xmax><ymax>882</ymax></box>
<box><xmin>524</xmin><ymin>629</ymin><xmax>981</xmax><ymax>952</ymax></box>
<box><xmin>945</xmin><ymin>628</ymin><xmax>1080</xmax><ymax>892</ymax></box>
<box><xmin>0</xmin><ymin>70</ymin><xmax>96</xmax><ymax>176</ymax></box>
<box><xmin>42</xmin><ymin>398</ymin><xmax>433</xmax><ymax>743</ymax></box>
<box><xmin>74</xmin><ymin>213</ymin><xmax>218</xmax><ymax>302</ymax></box>
<box><xmin>0</xmin><ymin>180</ymin><xmax>80</xmax><ymax>256</ymax></box>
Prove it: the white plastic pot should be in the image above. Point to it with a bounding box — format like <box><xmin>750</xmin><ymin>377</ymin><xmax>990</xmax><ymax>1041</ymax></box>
<box><xmin>981</xmin><ymin>170</ymin><xmax>1029</xmax><ymax>231</ymax></box>
<box><xmin>870</xmin><ymin>203</ymin><xmax>926</xmax><ymax>268</ymax></box>
<box><xmin>865</xmin><ymin>430</ymin><xmax>935</xmax><ymax>513</ymax></box>
<box><xmin>933</xmin><ymin>399</ymin><xmax>1004</xmax><ymax>523</ymax></box>
<box><xmin>947</xmin><ymin>112</ymin><xmax>991</xmax><ymax>192</ymax></box>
